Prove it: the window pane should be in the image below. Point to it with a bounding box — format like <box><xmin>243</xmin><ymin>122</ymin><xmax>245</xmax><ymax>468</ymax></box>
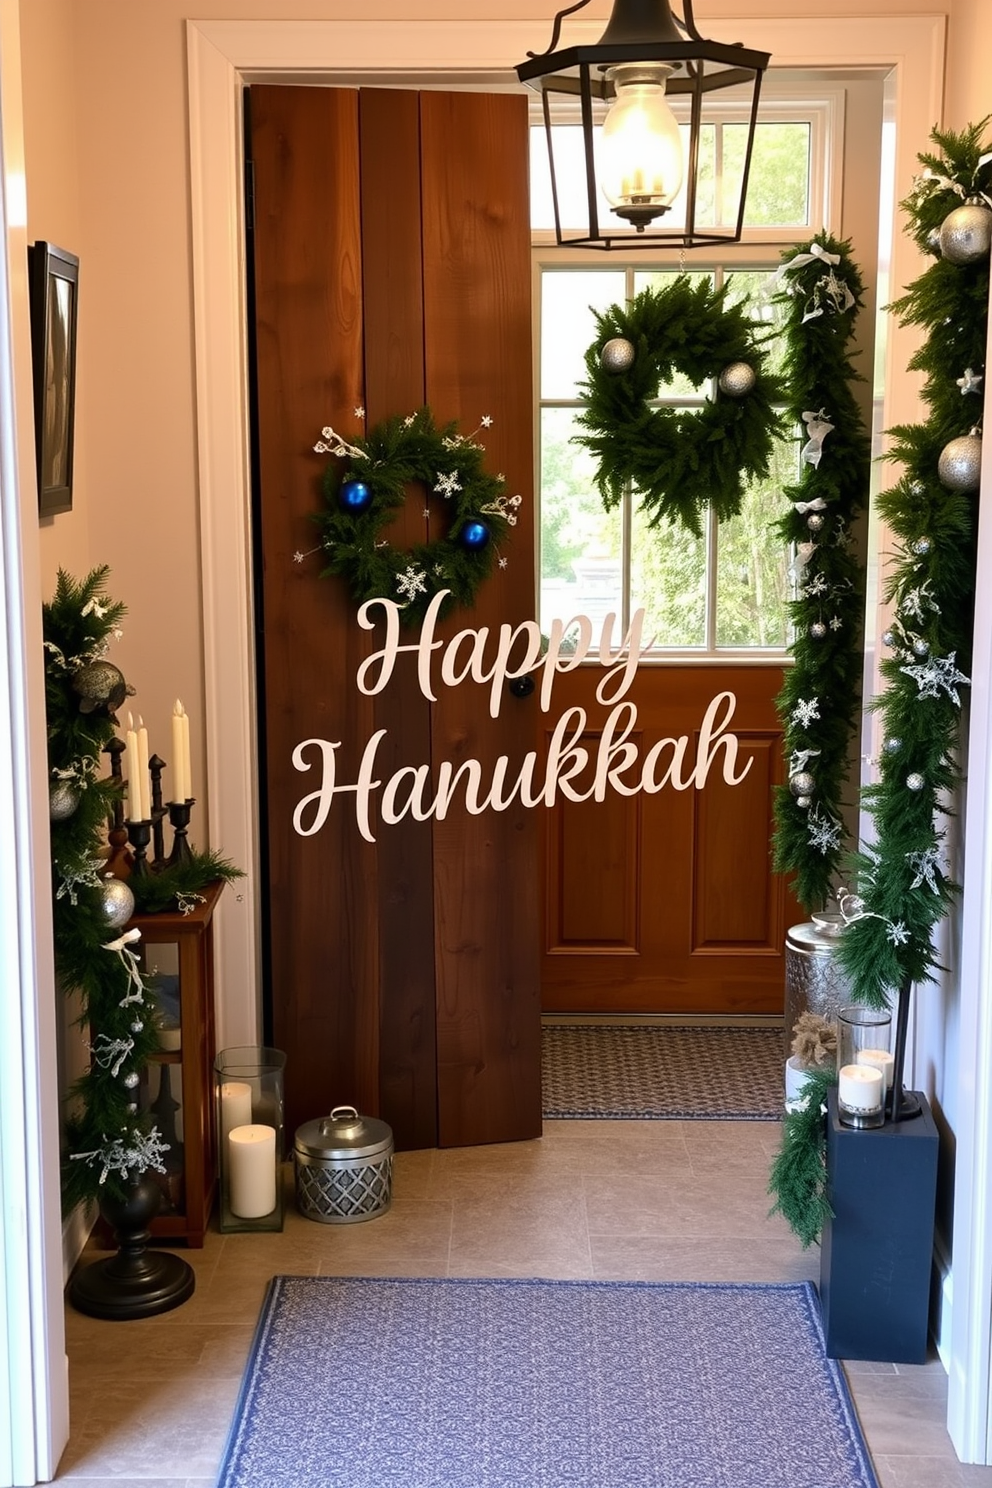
<box><xmin>540</xmin><ymin>407</ymin><xmax>623</xmax><ymax>633</ymax></box>
<box><xmin>723</xmin><ymin>268</ymin><xmax>786</xmax><ymax>378</ymax></box>
<box><xmin>714</xmin><ymin>439</ymin><xmax>799</xmax><ymax>647</ymax></box>
<box><xmin>724</xmin><ymin>123</ymin><xmax>811</xmax><ymax>227</ymax></box>
<box><xmin>630</xmin><ymin>505</ymin><xmax>707</xmax><ymax>647</ymax></box>
<box><xmin>541</xmin><ymin>269</ymin><xmax>626</xmax><ymax>400</ymax></box>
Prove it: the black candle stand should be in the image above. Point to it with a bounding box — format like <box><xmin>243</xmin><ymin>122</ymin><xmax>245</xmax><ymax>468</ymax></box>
<box><xmin>166</xmin><ymin>799</ymin><xmax>195</xmax><ymax>866</ymax></box>
<box><xmin>125</xmin><ymin>818</ymin><xmax>153</xmax><ymax>876</ymax></box>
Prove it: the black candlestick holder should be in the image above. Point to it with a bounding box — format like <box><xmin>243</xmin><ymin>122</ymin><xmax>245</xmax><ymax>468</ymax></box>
<box><xmin>149</xmin><ymin>754</ymin><xmax>168</xmax><ymax>867</ymax></box>
<box><xmin>167</xmin><ymin>799</ymin><xmax>195</xmax><ymax>867</ymax></box>
<box><xmin>126</xmin><ymin>818</ymin><xmax>153</xmax><ymax>877</ymax></box>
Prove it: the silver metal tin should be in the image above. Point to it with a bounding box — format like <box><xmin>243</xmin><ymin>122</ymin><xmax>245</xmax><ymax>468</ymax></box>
<box><xmin>293</xmin><ymin>1105</ymin><xmax>393</xmax><ymax>1224</ymax></box>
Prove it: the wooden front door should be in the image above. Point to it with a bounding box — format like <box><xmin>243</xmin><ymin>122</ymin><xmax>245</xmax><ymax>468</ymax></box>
<box><xmin>540</xmin><ymin>663</ymin><xmax>801</xmax><ymax>1015</ymax></box>
<box><xmin>248</xmin><ymin>84</ymin><xmax>541</xmax><ymax>1148</ymax></box>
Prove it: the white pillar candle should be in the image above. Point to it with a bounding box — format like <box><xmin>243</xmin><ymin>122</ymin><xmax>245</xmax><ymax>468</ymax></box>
<box><xmin>125</xmin><ymin>712</ymin><xmax>140</xmax><ymax>821</ymax></box>
<box><xmin>228</xmin><ymin>1124</ymin><xmax>276</xmax><ymax>1219</ymax></box>
<box><xmin>857</xmin><ymin>1047</ymin><xmax>895</xmax><ymax>1096</ymax></box>
<box><xmin>172</xmin><ymin>699</ymin><xmax>188</xmax><ymax>803</ymax></box>
<box><xmin>136</xmin><ymin>715</ymin><xmax>151</xmax><ymax>821</ymax></box>
<box><xmin>838</xmin><ymin>1062</ymin><xmax>883</xmax><ymax>1113</ymax></box>
<box><xmin>181</xmin><ymin>704</ymin><xmax>192</xmax><ymax>800</ymax></box>
<box><xmin>219</xmin><ymin>1080</ymin><xmax>253</xmax><ymax>1143</ymax></box>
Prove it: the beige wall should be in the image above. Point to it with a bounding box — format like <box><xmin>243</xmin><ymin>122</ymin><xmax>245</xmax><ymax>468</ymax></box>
<box><xmin>946</xmin><ymin>0</ymin><xmax>992</xmax><ymax>128</ymax></box>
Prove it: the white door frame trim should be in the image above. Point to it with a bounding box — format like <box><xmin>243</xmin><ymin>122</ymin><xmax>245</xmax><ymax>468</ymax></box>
<box><xmin>186</xmin><ymin>15</ymin><xmax>992</xmax><ymax>1464</ymax></box>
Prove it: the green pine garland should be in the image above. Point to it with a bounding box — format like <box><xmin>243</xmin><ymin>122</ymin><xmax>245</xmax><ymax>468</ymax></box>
<box><xmin>45</xmin><ymin>569</ymin><xmax>168</xmax><ymax>1209</ymax></box>
<box><xmin>838</xmin><ymin>122</ymin><xmax>990</xmax><ymax>1009</ymax></box>
<box><xmin>771</xmin><ymin>236</ymin><xmax>872</xmax><ymax>912</ymax></box>
<box><xmin>129</xmin><ymin>852</ymin><xmax>242</xmax><ymax>917</ymax></box>
<box><xmin>573</xmin><ymin>275</ymin><xmax>786</xmax><ymax>538</ymax></box>
<box><xmin>767</xmin><ymin>1064</ymin><xmax>838</xmax><ymax>1249</ymax></box>
<box><xmin>313</xmin><ymin>407</ymin><xmax>518</xmax><ymax>626</ymax></box>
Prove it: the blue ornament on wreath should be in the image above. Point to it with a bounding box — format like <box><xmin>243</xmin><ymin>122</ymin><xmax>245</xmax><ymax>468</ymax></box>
<box><xmin>338</xmin><ymin>478</ymin><xmax>373</xmax><ymax>513</ymax></box>
<box><xmin>458</xmin><ymin>518</ymin><xmax>490</xmax><ymax>552</ymax></box>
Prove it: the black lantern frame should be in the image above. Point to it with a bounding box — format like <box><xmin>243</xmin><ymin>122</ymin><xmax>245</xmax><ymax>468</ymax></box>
<box><xmin>517</xmin><ymin>0</ymin><xmax>770</xmax><ymax>251</ymax></box>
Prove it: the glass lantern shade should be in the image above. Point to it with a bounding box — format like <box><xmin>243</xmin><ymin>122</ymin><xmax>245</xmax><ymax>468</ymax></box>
<box><xmin>517</xmin><ymin>0</ymin><xmax>770</xmax><ymax>250</ymax></box>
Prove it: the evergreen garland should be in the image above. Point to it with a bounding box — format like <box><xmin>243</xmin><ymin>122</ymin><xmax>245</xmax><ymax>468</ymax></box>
<box><xmin>45</xmin><ymin>569</ymin><xmax>168</xmax><ymax>1210</ymax></box>
<box><xmin>573</xmin><ymin>275</ymin><xmax>786</xmax><ymax>538</ymax></box>
<box><xmin>767</xmin><ymin>1064</ymin><xmax>838</xmax><ymax>1249</ymax></box>
<box><xmin>838</xmin><ymin>122</ymin><xmax>990</xmax><ymax>1009</ymax></box>
<box><xmin>311</xmin><ymin>407</ymin><xmax>518</xmax><ymax>627</ymax></box>
<box><xmin>129</xmin><ymin>851</ymin><xmax>242</xmax><ymax>917</ymax></box>
<box><xmin>771</xmin><ymin>236</ymin><xmax>872</xmax><ymax>911</ymax></box>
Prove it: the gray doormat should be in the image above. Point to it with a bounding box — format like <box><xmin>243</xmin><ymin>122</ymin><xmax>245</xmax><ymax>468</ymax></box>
<box><xmin>542</xmin><ymin>1023</ymin><xmax>783</xmax><ymax>1120</ymax></box>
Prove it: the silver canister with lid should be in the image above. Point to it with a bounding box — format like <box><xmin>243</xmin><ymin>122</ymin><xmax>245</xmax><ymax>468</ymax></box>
<box><xmin>293</xmin><ymin>1105</ymin><xmax>393</xmax><ymax>1223</ymax></box>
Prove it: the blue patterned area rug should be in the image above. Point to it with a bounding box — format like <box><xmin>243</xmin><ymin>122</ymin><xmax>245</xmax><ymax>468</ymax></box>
<box><xmin>216</xmin><ymin>1276</ymin><xmax>878</xmax><ymax>1488</ymax></box>
<box><xmin>542</xmin><ymin>1023</ymin><xmax>783</xmax><ymax>1120</ymax></box>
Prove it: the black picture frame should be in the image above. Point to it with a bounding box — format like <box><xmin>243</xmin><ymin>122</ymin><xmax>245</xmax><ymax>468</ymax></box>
<box><xmin>28</xmin><ymin>241</ymin><xmax>79</xmax><ymax>517</ymax></box>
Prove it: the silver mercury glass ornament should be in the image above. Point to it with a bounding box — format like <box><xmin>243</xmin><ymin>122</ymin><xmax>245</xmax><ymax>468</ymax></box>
<box><xmin>50</xmin><ymin>780</ymin><xmax>80</xmax><ymax>820</ymax></box>
<box><xmin>938</xmin><ymin>198</ymin><xmax>992</xmax><ymax>265</ymax></box>
<box><xmin>913</xmin><ymin>536</ymin><xmax>934</xmax><ymax>556</ymax></box>
<box><xmin>906</xmin><ymin>773</ymin><xmax>926</xmax><ymax>792</ymax></box>
<box><xmin>810</xmin><ymin>620</ymin><xmax>828</xmax><ymax>639</ymax></box>
<box><xmin>790</xmin><ymin>772</ymin><xmax>816</xmax><ymax>799</ymax></box>
<box><xmin>123</xmin><ymin>1071</ymin><xmax>140</xmax><ymax>1090</ymax></box>
<box><xmin>938</xmin><ymin>430</ymin><xmax>982</xmax><ymax>493</ymax></box>
<box><xmin>99</xmin><ymin>875</ymin><xmax>135</xmax><ymax>930</ymax></box>
<box><xmin>912</xmin><ymin>637</ymin><xmax>930</xmax><ymax>657</ymax></box>
<box><xmin>600</xmin><ymin>337</ymin><xmax>635</xmax><ymax>374</ymax></box>
<box><xmin>806</xmin><ymin>513</ymin><xmax>825</xmax><ymax>533</ymax></box>
<box><xmin>717</xmin><ymin>361</ymin><xmax>757</xmax><ymax>398</ymax></box>
<box><xmin>883</xmin><ymin>737</ymin><xmax>902</xmax><ymax>755</ymax></box>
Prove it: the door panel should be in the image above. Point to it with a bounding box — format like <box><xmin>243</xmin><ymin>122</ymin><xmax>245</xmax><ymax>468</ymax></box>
<box><xmin>250</xmin><ymin>85</ymin><xmax>540</xmax><ymax>1147</ymax></box>
<box><xmin>540</xmin><ymin>665</ymin><xmax>800</xmax><ymax>1015</ymax></box>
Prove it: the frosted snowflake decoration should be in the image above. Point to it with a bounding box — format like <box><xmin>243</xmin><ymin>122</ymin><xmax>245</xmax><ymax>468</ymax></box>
<box><xmin>434</xmin><ymin>471</ymin><xmax>462</xmax><ymax>499</ymax></box>
<box><xmin>396</xmin><ymin>565</ymin><xmax>429</xmax><ymax>602</ymax></box>
<box><xmin>71</xmin><ymin>1129</ymin><xmax>171</xmax><ymax>1186</ymax></box>
<box><xmin>899</xmin><ymin>580</ymin><xmax>939</xmax><ymax>624</ymax></box>
<box><xmin>807</xmin><ymin>806</ymin><xmax>842</xmax><ymax>855</ymax></box>
<box><xmin>791</xmin><ymin>697</ymin><xmax>821</xmax><ymax>729</ymax></box>
<box><xmin>906</xmin><ymin>846</ymin><xmax>943</xmax><ymax>895</ymax></box>
<box><xmin>829</xmin><ymin>615</ymin><xmax>843</xmax><ymax>632</ymax></box>
<box><xmin>886</xmin><ymin>921</ymin><xmax>911</xmax><ymax>947</ymax></box>
<box><xmin>899</xmin><ymin>651</ymin><xmax>970</xmax><ymax>707</ymax></box>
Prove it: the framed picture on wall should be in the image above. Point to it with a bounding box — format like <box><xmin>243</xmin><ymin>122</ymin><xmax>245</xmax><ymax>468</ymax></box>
<box><xmin>28</xmin><ymin>241</ymin><xmax>79</xmax><ymax>517</ymax></box>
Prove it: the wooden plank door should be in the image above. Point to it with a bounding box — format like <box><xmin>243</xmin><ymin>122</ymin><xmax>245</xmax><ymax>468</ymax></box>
<box><xmin>540</xmin><ymin>664</ymin><xmax>802</xmax><ymax>1015</ymax></box>
<box><xmin>248</xmin><ymin>84</ymin><xmax>541</xmax><ymax>1147</ymax></box>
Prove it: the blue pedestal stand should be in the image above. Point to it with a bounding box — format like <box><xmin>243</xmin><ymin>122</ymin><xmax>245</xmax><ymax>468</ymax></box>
<box><xmin>819</xmin><ymin>1088</ymin><xmax>938</xmax><ymax>1362</ymax></box>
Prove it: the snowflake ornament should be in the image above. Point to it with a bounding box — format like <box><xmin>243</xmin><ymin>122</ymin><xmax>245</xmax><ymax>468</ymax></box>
<box><xmin>791</xmin><ymin>697</ymin><xmax>821</xmax><ymax>729</ymax></box>
<box><xmin>899</xmin><ymin>651</ymin><xmax>970</xmax><ymax>706</ymax></box>
<box><xmin>396</xmin><ymin>566</ymin><xmax>429</xmax><ymax>603</ymax></box>
<box><xmin>434</xmin><ymin>471</ymin><xmax>462</xmax><ymax>499</ymax></box>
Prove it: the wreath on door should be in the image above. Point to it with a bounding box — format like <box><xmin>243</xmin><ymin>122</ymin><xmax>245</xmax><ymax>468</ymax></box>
<box><xmin>311</xmin><ymin>407</ymin><xmax>520</xmax><ymax>628</ymax></box>
<box><xmin>574</xmin><ymin>276</ymin><xmax>786</xmax><ymax>538</ymax></box>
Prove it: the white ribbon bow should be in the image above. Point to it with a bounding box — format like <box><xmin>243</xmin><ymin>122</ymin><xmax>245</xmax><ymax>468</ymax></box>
<box><xmin>793</xmin><ymin>497</ymin><xmax>828</xmax><ymax>515</ymax></box>
<box><xmin>801</xmin><ymin>409</ymin><xmax>834</xmax><ymax>469</ymax></box>
<box><xmin>102</xmin><ymin>926</ymin><xmax>147</xmax><ymax>1007</ymax></box>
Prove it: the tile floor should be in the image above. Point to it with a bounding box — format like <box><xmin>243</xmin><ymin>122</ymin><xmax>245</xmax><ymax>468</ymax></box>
<box><xmin>58</xmin><ymin>1118</ymin><xmax>992</xmax><ymax>1487</ymax></box>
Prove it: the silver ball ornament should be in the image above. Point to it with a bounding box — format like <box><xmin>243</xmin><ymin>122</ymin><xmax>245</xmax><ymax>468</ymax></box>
<box><xmin>600</xmin><ymin>337</ymin><xmax>635</xmax><ymax>374</ymax></box>
<box><xmin>912</xmin><ymin>637</ymin><xmax>930</xmax><ymax>657</ymax></box>
<box><xmin>912</xmin><ymin>536</ymin><xmax>933</xmax><ymax>556</ymax></box>
<box><xmin>882</xmin><ymin>629</ymin><xmax>897</xmax><ymax>648</ymax></box>
<box><xmin>127</xmin><ymin>1103</ymin><xmax>138</xmax><ymax>1115</ymax></box>
<box><xmin>123</xmin><ymin>1071</ymin><xmax>140</xmax><ymax>1090</ymax></box>
<box><xmin>938</xmin><ymin>432</ymin><xmax>982</xmax><ymax>492</ymax></box>
<box><xmin>790</xmin><ymin>772</ymin><xmax>816</xmax><ymax>798</ymax></box>
<box><xmin>717</xmin><ymin>361</ymin><xmax>757</xmax><ymax>398</ymax></box>
<box><xmin>926</xmin><ymin>227</ymin><xmax>942</xmax><ymax>254</ymax></box>
<box><xmin>938</xmin><ymin>199</ymin><xmax>992</xmax><ymax>265</ymax></box>
<box><xmin>99</xmin><ymin>876</ymin><xmax>135</xmax><ymax>930</ymax></box>
<box><xmin>806</xmin><ymin>513</ymin><xmax>825</xmax><ymax>532</ymax></box>
<box><xmin>795</xmin><ymin>796</ymin><xmax>812</xmax><ymax>809</ymax></box>
<box><xmin>810</xmin><ymin>620</ymin><xmax>828</xmax><ymax>639</ymax></box>
<box><xmin>883</xmin><ymin>737</ymin><xmax>902</xmax><ymax>755</ymax></box>
<box><xmin>906</xmin><ymin>772</ymin><xmax>926</xmax><ymax>792</ymax></box>
<box><xmin>49</xmin><ymin>780</ymin><xmax>80</xmax><ymax>820</ymax></box>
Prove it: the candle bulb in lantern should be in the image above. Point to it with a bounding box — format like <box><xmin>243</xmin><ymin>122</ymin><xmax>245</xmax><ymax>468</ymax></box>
<box><xmin>125</xmin><ymin>712</ymin><xmax>141</xmax><ymax>822</ymax></box>
<box><xmin>137</xmin><ymin>715</ymin><xmax>151</xmax><ymax>821</ymax></box>
<box><xmin>172</xmin><ymin>699</ymin><xmax>189</xmax><ymax>803</ymax></box>
<box><xmin>228</xmin><ymin>1124</ymin><xmax>277</xmax><ymax>1219</ymax></box>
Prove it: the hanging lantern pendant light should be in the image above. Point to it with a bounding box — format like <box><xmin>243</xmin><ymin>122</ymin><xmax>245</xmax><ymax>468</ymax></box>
<box><xmin>517</xmin><ymin>0</ymin><xmax>771</xmax><ymax>249</ymax></box>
